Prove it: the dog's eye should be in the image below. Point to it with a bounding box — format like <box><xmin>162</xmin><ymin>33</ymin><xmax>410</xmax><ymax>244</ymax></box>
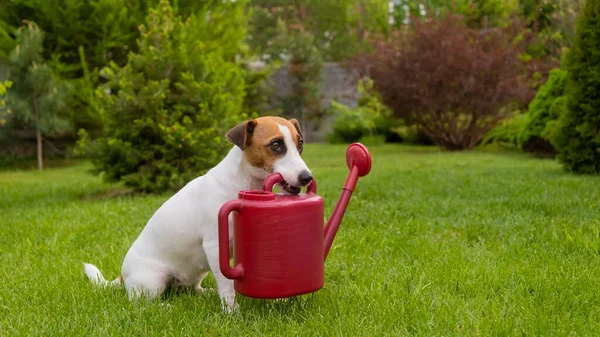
<box><xmin>298</xmin><ymin>139</ymin><xmax>303</xmax><ymax>153</ymax></box>
<box><xmin>270</xmin><ymin>140</ymin><xmax>282</xmax><ymax>151</ymax></box>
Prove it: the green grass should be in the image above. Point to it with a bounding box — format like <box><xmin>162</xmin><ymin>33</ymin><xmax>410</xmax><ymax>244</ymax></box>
<box><xmin>2</xmin><ymin>143</ymin><xmax>600</xmax><ymax>336</ymax></box>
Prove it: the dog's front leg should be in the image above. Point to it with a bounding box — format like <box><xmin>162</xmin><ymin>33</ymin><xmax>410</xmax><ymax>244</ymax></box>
<box><xmin>203</xmin><ymin>243</ymin><xmax>238</xmax><ymax>313</ymax></box>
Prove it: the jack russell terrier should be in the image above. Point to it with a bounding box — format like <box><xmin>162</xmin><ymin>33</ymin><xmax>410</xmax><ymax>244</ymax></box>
<box><xmin>83</xmin><ymin>116</ymin><xmax>313</xmax><ymax>312</ymax></box>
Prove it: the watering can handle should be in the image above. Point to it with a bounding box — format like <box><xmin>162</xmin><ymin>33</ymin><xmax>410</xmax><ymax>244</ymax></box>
<box><xmin>218</xmin><ymin>200</ymin><xmax>244</xmax><ymax>280</ymax></box>
<box><xmin>262</xmin><ymin>173</ymin><xmax>317</xmax><ymax>194</ymax></box>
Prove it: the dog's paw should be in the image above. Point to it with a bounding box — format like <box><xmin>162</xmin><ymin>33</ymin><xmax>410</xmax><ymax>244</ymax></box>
<box><xmin>221</xmin><ymin>300</ymin><xmax>239</xmax><ymax>314</ymax></box>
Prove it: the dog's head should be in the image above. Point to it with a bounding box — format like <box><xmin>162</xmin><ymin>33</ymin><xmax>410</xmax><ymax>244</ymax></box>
<box><xmin>226</xmin><ymin>116</ymin><xmax>312</xmax><ymax>195</ymax></box>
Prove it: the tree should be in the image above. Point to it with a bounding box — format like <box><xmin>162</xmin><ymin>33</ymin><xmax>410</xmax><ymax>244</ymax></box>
<box><xmin>553</xmin><ymin>0</ymin><xmax>600</xmax><ymax>174</ymax></box>
<box><xmin>77</xmin><ymin>0</ymin><xmax>248</xmax><ymax>193</ymax></box>
<box><xmin>5</xmin><ymin>21</ymin><xmax>70</xmax><ymax>170</ymax></box>
<box><xmin>350</xmin><ymin>14</ymin><xmax>536</xmax><ymax>150</ymax></box>
<box><xmin>0</xmin><ymin>1</ymin><xmax>152</xmax><ymax>148</ymax></box>
<box><xmin>0</xmin><ymin>0</ymin><xmax>249</xmax><ymax>137</ymax></box>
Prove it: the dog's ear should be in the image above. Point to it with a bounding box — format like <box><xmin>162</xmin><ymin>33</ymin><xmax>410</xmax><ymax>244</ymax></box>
<box><xmin>289</xmin><ymin>118</ymin><xmax>304</xmax><ymax>140</ymax></box>
<box><xmin>226</xmin><ymin>120</ymin><xmax>257</xmax><ymax>150</ymax></box>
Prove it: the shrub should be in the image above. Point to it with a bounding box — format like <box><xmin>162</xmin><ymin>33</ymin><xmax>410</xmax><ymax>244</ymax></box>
<box><xmin>77</xmin><ymin>0</ymin><xmax>247</xmax><ymax>193</ymax></box>
<box><xmin>481</xmin><ymin>113</ymin><xmax>527</xmax><ymax>150</ymax></box>
<box><xmin>552</xmin><ymin>0</ymin><xmax>600</xmax><ymax>174</ymax></box>
<box><xmin>518</xmin><ymin>68</ymin><xmax>567</xmax><ymax>157</ymax></box>
<box><xmin>327</xmin><ymin>101</ymin><xmax>371</xmax><ymax>143</ymax></box>
<box><xmin>391</xmin><ymin>124</ymin><xmax>435</xmax><ymax>145</ymax></box>
<box><xmin>350</xmin><ymin>14</ymin><xmax>539</xmax><ymax>151</ymax></box>
<box><xmin>327</xmin><ymin>78</ymin><xmax>394</xmax><ymax>144</ymax></box>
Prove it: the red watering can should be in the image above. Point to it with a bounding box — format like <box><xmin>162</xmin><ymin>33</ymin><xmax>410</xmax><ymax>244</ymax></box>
<box><xmin>218</xmin><ymin>143</ymin><xmax>372</xmax><ymax>299</ymax></box>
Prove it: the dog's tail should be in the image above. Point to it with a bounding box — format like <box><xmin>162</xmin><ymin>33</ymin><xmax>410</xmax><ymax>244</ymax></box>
<box><xmin>83</xmin><ymin>263</ymin><xmax>122</xmax><ymax>287</ymax></box>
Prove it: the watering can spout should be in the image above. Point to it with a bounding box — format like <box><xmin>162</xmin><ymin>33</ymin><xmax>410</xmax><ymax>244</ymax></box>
<box><xmin>323</xmin><ymin>143</ymin><xmax>372</xmax><ymax>259</ymax></box>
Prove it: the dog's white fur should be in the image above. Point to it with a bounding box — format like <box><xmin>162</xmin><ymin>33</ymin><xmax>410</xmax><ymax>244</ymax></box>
<box><xmin>84</xmin><ymin>118</ymin><xmax>310</xmax><ymax>312</ymax></box>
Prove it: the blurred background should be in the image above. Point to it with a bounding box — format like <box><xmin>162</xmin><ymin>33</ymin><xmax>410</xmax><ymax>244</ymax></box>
<box><xmin>0</xmin><ymin>0</ymin><xmax>591</xmax><ymax>192</ymax></box>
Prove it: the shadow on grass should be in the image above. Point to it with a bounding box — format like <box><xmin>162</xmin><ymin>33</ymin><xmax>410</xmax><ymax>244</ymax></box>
<box><xmin>160</xmin><ymin>284</ymin><xmax>316</xmax><ymax>321</ymax></box>
<box><xmin>237</xmin><ymin>293</ymin><xmax>317</xmax><ymax>318</ymax></box>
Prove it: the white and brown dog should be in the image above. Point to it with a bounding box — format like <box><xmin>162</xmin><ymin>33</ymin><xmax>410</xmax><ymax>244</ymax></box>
<box><xmin>83</xmin><ymin>116</ymin><xmax>313</xmax><ymax>312</ymax></box>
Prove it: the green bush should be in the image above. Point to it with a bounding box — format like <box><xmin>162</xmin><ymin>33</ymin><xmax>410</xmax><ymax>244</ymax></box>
<box><xmin>327</xmin><ymin>78</ymin><xmax>394</xmax><ymax>144</ymax></box>
<box><xmin>553</xmin><ymin>0</ymin><xmax>600</xmax><ymax>174</ymax></box>
<box><xmin>518</xmin><ymin>68</ymin><xmax>567</xmax><ymax>157</ymax></box>
<box><xmin>77</xmin><ymin>0</ymin><xmax>247</xmax><ymax>193</ymax></box>
<box><xmin>327</xmin><ymin>102</ymin><xmax>371</xmax><ymax>143</ymax></box>
<box><xmin>542</xmin><ymin>96</ymin><xmax>567</xmax><ymax>143</ymax></box>
<box><xmin>391</xmin><ymin>124</ymin><xmax>435</xmax><ymax>145</ymax></box>
<box><xmin>481</xmin><ymin>113</ymin><xmax>527</xmax><ymax>150</ymax></box>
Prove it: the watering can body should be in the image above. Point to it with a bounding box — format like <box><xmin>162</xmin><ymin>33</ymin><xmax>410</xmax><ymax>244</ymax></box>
<box><xmin>219</xmin><ymin>188</ymin><xmax>325</xmax><ymax>299</ymax></box>
<box><xmin>218</xmin><ymin>143</ymin><xmax>372</xmax><ymax>299</ymax></box>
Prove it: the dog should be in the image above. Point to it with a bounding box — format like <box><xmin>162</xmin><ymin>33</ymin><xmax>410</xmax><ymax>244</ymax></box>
<box><xmin>83</xmin><ymin>116</ymin><xmax>313</xmax><ymax>312</ymax></box>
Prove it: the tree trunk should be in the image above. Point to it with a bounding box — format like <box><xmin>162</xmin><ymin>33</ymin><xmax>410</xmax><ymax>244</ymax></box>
<box><xmin>33</xmin><ymin>94</ymin><xmax>43</xmax><ymax>170</ymax></box>
<box><xmin>357</xmin><ymin>0</ymin><xmax>366</xmax><ymax>42</ymax></box>
<box><xmin>36</xmin><ymin>129</ymin><xmax>43</xmax><ymax>170</ymax></box>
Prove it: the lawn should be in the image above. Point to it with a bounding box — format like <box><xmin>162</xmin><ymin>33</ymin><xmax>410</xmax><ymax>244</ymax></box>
<box><xmin>1</xmin><ymin>143</ymin><xmax>600</xmax><ymax>336</ymax></box>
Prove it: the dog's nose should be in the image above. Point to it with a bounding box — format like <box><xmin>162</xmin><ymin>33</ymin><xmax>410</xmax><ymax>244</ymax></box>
<box><xmin>298</xmin><ymin>171</ymin><xmax>313</xmax><ymax>186</ymax></box>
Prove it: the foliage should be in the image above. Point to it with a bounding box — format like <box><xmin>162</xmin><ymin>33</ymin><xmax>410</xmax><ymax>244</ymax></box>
<box><xmin>0</xmin><ymin>1</ymin><xmax>145</xmax><ymax>139</ymax></box>
<box><xmin>518</xmin><ymin>68</ymin><xmax>567</xmax><ymax>156</ymax></box>
<box><xmin>77</xmin><ymin>0</ymin><xmax>247</xmax><ymax>193</ymax></box>
<box><xmin>281</xmin><ymin>28</ymin><xmax>323</xmax><ymax>124</ymax></box>
<box><xmin>0</xmin><ymin>0</ymin><xmax>247</xmax><ymax>74</ymax></box>
<box><xmin>390</xmin><ymin>0</ymin><xmax>519</xmax><ymax>28</ymax></box>
<box><xmin>0</xmin><ymin>80</ymin><xmax>11</xmax><ymax>124</ymax></box>
<box><xmin>248</xmin><ymin>0</ymin><xmax>390</xmax><ymax>62</ymax></box>
<box><xmin>456</xmin><ymin>0</ymin><xmax>519</xmax><ymax>27</ymax></box>
<box><xmin>553</xmin><ymin>0</ymin><xmax>600</xmax><ymax>174</ymax></box>
<box><xmin>247</xmin><ymin>0</ymin><xmax>390</xmax><ymax>125</ymax></box>
<box><xmin>519</xmin><ymin>0</ymin><xmax>586</xmax><ymax>61</ymax></box>
<box><xmin>0</xmin><ymin>19</ymin><xmax>15</xmax><ymax>60</ymax></box>
<box><xmin>327</xmin><ymin>78</ymin><xmax>393</xmax><ymax>143</ymax></box>
<box><xmin>0</xmin><ymin>0</ymin><xmax>249</xmax><ymax>138</ymax></box>
<box><xmin>0</xmin><ymin>0</ymin><xmax>143</xmax><ymax>77</ymax></box>
<box><xmin>248</xmin><ymin>1</ymin><xmax>323</xmax><ymax>124</ymax></box>
<box><xmin>350</xmin><ymin>14</ymin><xmax>537</xmax><ymax>150</ymax></box>
<box><xmin>240</xmin><ymin>62</ymin><xmax>280</xmax><ymax>117</ymax></box>
<box><xmin>481</xmin><ymin>112</ymin><xmax>527</xmax><ymax>150</ymax></box>
<box><xmin>392</xmin><ymin>124</ymin><xmax>435</xmax><ymax>145</ymax></box>
<box><xmin>4</xmin><ymin>21</ymin><xmax>71</xmax><ymax>170</ymax></box>
<box><xmin>391</xmin><ymin>0</ymin><xmax>583</xmax><ymax>64</ymax></box>
<box><xmin>327</xmin><ymin>102</ymin><xmax>371</xmax><ymax>143</ymax></box>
